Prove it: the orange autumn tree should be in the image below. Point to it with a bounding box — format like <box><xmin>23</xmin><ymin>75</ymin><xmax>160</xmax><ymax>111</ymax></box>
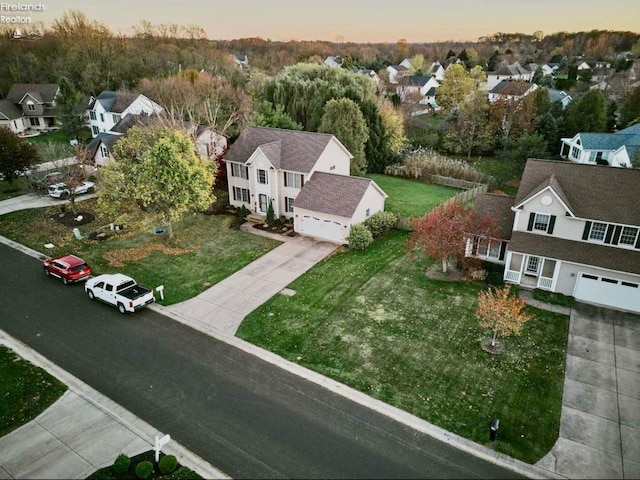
<box><xmin>407</xmin><ymin>201</ymin><xmax>497</xmax><ymax>273</ymax></box>
<box><xmin>476</xmin><ymin>286</ymin><xmax>533</xmax><ymax>348</ymax></box>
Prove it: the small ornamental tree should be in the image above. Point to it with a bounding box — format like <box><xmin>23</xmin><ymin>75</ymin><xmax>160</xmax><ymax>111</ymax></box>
<box><xmin>407</xmin><ymin>201</ymin><xmax>497</xmax><ymax>273</ymax></box>
<box><xmin>476</xmin><ymin>286</ymin><xmax>533</xmax><ymax>348</ymax></box>
<box><xmin>266</xmin><ymin>199</ymin><xmax>275</xmax><ymax>226</ymax></box>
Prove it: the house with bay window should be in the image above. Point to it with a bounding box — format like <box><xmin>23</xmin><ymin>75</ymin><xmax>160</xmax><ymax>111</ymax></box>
<box><xmin>469</xmin><ymin>159</ymin><xmax>640</xmax><ymax>313</ymax></box>
<box><xmin>87</xmin><ymin>91</ymin><xmax>163</xmax><ymax>138</ymax></box>
<box><xmin>466</xmin><ymin>194</ymin><xmax>515</xmax><ymax>264</ymax></box>
<box><xmin>224</xmin><ymin>126</ymin><xmax>387</xmax><ymax>244</ymax></box>
<box><xmin>560</xmin><ymin>122</ymin><xmax>640</xmax><ymax>168</ymax></box>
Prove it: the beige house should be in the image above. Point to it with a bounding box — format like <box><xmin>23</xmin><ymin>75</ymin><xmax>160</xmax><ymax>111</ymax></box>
<box><xmin>470</xmin><ymin>159</ymin><xmax>640</xmax><ymax>313</ymax></box>
<box><xmin>224</xmin><ymin>126</ymin><xmax>387</xmax><ymax>244</ymax></box>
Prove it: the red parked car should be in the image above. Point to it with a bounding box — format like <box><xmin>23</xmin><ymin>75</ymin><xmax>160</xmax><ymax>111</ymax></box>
<box><xmin>43</xmin><ymin>255</ymin><xmax>92</xmax><ymax>284</ymax></box>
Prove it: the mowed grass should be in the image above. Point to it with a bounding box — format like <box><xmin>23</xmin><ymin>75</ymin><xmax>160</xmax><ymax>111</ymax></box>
<box><xmin>366</xmin><ymin>174</ymin><xmax>459</xmax><ymax>218</ymax></box>
<box><xmin>0</xmin><ymin>177</ymin><xmax>29</xmax><ymax>200</ymax></box>
<box><xmin>237</xmin><ymin>231</ymin><xmax>568</xmax><ymax>463</ymax></box>
<box><xmin>0</xmin><ymin>201</ymin><xmax>280</xmax><ymax>305</ymax></box>
<box><xmin>0</xmin><ymin>346</ymin><xmax>67</xmax><ymax>437</ymax></box>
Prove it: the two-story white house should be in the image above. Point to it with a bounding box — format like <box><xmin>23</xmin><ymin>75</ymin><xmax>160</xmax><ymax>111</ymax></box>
<box><xmin>87</xmin><ymin>91</ymin><xmax>163</xmax><ymax>138</ymax></box>
<box><xmin>386</xmin><ymin>65</ymin><xmax>410</xmax><ymax>84</ymax></box>
<box><xmin>486</xmin><ymin>62</ymin><xmax>533</xmax><ymax>90</ymax></box>
<box><xmin>396</xmin><ymin>75</ymin><xmax>440</xmax><ymax>104</ymax></box>
<box><xmin>224</xmin><ymin>126</ymin><xmax>387</xmax><ymax>244</ymax></box>
<box><xmin>560</xmin><ymin>123</ymin><xmax>640</xmax><ymax>168</ymax></box>
<box><xmin>470</xmin><ymin>159</ymin><xmax>640</xmax><ymax>313</ymax></box>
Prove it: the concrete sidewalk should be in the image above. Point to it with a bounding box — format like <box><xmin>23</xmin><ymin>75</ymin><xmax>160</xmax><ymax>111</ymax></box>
<box><xmin>0</xmin><ymin>331</ymin><xmax>229</xmax><ymax>480</ymax></box>
<box><xmin>0</xmin><ymin>192</ymin><xmax>96</xmax><ymax>216</ymax></box>
<box><xmin>165</xmin><ymin>234</ymin><xmax>338</xmax><ymax>334</ymax></box>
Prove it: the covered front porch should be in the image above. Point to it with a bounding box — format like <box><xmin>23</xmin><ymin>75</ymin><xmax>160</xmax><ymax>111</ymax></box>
<box><xmin>504</xmin><ymin>251</ymin><xmax>559</xmax><ymax>291</ymax></box>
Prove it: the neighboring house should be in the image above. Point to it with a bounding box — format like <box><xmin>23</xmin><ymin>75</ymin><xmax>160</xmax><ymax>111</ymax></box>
<box><xmin>594</xmin><ymin>61</ymin><xmax>612</xmax><ymax>69</ymax></box>
<box><xmin>590</xmin><ymin>81</ymin><xmax>610</xmax><ymax>93</ymax></box>
<box><xmin>86</xmin><ymin>114</ymin><xmax>226</xmax><ymax>166</ymax></box>
<box><xmin>0</xmin><ymin>100</ymin><xmax>26</xmax><ymax>134</ymax></box>
<box><xmin>324</xmin><ymin>56</ymin><xmax>343</xmax><ymax>68</ymax></box>
<box><xmin>576</xmin><ymin>61</ymin><xmax>591</xmax><ymax>70</ymax></box>
<box><xmin>426</xmin><ymin>61</ymin><xmax>445</xmax><ymax>81</ymax></box>
<box><xmin>354</xmin><ymin>68</ymin><xmax>380</xmax><ymax>85</ymax></box>
<box><xmin>548</xmin><ymin>89</ymin><xmax>573</xmax><ymax>109</ymax></box>
<box><xmin>87</xmin><ymin>91</ymin><xmax>163</xmax><ymax>138</ymax></box>
<box><xmin>223</xmin><ymin>126</ymin><xmax>387</xmax><ymax>244</ymax></box>
<box><xmin>232</xmin><ymin>54</ymin><xmax>249</xmax><ymax>68</ymax></box>
<box><xmin>560</xmin><ymin>122</ymin><xmax>640</xmax><ymax>168</ymax></box>
<box><xmin>386</xmin><ymin>64</ymin><xmax>410</xmax><ymax>84</ymax></box>
<box><xmin>396</xmin><ymin>75</ymin><xmax>440</xmax><ymax>104</ymax></box>
<box><xmin>399</xmin><ymin>58</ymin><xmax>414</xmax><ymax>70</ymax></box>
<box><xmin>488</xmin><ymin>80</ymin><xmax>538</xmax><ymax>102</ymax></box>
<box><xmin>466</xmin><ymin>193</ymin><xmax>515</xmax><ymax>264</ymax></box>
<box><xmin>2</xmin><ymin>83</ymin><xmax>60</xmax><ymax>133</ymax></box>
<box><xmin>540</xmin><ymin>64</ymin><xmax>557</xmax><ymax>76</ymax></box>
<box><xmin>523</xmin><ymin>63</ymin><xmax>539</xmax><ymax>75</ymax></box>
<box><xmin>486</xmin><ymin>62</ymin><xmax>533</xmax><ymax>90</ymax></box>
<box><xmin>477</xmin><ymin>159</ymin><xmax>640</xmax><ymax>314</ymax></box>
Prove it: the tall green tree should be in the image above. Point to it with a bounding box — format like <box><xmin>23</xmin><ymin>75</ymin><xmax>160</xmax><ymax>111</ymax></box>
<box><xmin>437</xmin><ymin>64</ymin><xmax>477</xmax><ymax>112</ymax></box>
<box><xmin>97</xmin><ymin>126</ymin><xmax>216</xmax><ymax>239</ymax></box>
<box><xmin>565</xmin><ymin>89</ymin><xmax>607</xmax><ymax>135</ymax></box>
<box><xmin>319</xmin><ymin>98</ymin><xmax>369</xmax><ymax>176</ymax></box>
<box><xmin>0</xmin><ymin>127</ymin><xmax>40</xmax><ymax>184</ymax></box>
<box><xmin>606</xmin><ymin>101</ymin><xmax>618</xmax><ymax>132</ymax></box>
<box><xmin>55</xmin><ymin>77</ymin><xmax>86</xmax><ymax>141</ymax></box>
<box><xmin>620</xmin><ymin>86</ymin><xmax>640</xmax><ymax>128</ymax></box>
<box><xmin>442</xmin><ymin>92</ymin><xmax>494</xmax><ymax>159</ymax></box>
<box><xmin>487</xmin><ymin>50</ymin><xmax>501</xmax><ymax>71</ymax></box>
<box><xmin>250</xmin><ymin>101</ymin><xmax>302</xmax><ymax>130</ymax></box>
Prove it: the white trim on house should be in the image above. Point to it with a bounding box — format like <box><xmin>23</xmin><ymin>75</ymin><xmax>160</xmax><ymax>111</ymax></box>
<box><xmin>512</xmin><ymin>186</ymin><xmax>576</xmax><ymax>217</ymax></box>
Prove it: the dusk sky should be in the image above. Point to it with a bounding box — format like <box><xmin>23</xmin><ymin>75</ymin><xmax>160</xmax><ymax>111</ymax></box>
<box><xmin>27</xmin><ymin>0</ymin><xmax>640</xmax><ymax>42</ymax></box>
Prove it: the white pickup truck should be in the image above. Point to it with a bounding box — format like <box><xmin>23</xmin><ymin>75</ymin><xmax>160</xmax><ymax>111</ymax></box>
<box><xmin>85</xmin><ymin>274</ymin><xmax>155</xmax><ymax>314</ymax></box>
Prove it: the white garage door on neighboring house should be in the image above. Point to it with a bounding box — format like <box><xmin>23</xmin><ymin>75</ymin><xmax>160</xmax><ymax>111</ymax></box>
<box><xmin>574</xmin><ymin>272</ymin><xmax>640</xmax><ymax>313</ymax></box>
<box><xmin>298</xmin><ymin>215</ymin><xmax>346</xmax><ymax>244</ymax></box>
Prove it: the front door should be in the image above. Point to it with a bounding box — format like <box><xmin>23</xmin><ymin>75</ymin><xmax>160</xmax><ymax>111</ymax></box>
<box><xmin>258</xmin><ymin>194</ymin><xmax>269</xmax><ymax>213</ymax></box>
<box><xmin>525</xmin><ymin>256</ymin><xmax>540</xmax><ymax>275</ymax></box>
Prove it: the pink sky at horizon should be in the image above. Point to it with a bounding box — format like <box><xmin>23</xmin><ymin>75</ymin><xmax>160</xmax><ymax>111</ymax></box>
<box><xmin>13</xmin><ymin>0</ymin><xmax>640</xmax><ymax>42</ymax></box>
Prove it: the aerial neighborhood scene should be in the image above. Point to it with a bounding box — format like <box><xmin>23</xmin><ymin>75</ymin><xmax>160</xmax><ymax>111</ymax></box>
<box><xmin>1</xmin><ymin>0</ymin><xmax>640</xmax><ymax>478</ymax></box>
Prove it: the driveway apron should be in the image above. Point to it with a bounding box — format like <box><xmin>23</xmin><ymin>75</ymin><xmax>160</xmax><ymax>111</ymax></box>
<box><xmin>537</xmin><ymin>303</ymin><xmax>640</xmax><ymax>479</ymax></box>
<box><xmin>164</xmin><ymin>235</ymin><xmax>338</xmax><ymax>335</ymax></box>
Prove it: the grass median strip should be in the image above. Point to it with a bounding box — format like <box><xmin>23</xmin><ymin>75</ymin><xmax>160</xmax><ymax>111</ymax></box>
<box><xmin>238</xmin><ymin>231</ymin><xmax>568</xmax><ymax>463</ymax></box>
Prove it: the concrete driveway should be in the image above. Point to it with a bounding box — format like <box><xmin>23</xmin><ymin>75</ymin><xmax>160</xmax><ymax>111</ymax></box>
<box><xmin>538</xmin><ymin>303</ymin><xmax>640</xmax><ymax>479</ymax></box>
<box><xmin>0</xmin><ymin>192</ymin><xmax>95</xmax><ymax>216</ymax></box>
<box><xmin>164</xmin><ymin>235</ymin><xmax>338</xmax><ymax>335</ymax></box>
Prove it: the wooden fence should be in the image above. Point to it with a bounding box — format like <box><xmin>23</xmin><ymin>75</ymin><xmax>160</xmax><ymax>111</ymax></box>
<box><xmin>442</xmin><ymin>183</ymin><xmax>488</xmax><ymax>206</ymax></box>
<box><xmin>430</xmin><ymin>175</ymin><xmax>485</xmax><ymax>190</ymax></box>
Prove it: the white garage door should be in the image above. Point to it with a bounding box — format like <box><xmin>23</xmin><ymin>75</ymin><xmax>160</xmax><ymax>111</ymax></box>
<box><xmin>299</xmin><ymin>215</ymin><xmax>346</xmax><ymax>243</ymax></box>
<box><xmin>574</xmin><ymin>273</ymin><xmax>640</xmax><ymax>313</ymax></box>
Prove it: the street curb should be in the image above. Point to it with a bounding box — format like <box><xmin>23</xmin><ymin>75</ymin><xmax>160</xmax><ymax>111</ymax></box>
<box><xmin>151</xmin><ymin>304</ymin><xmax>567</xmax><ymax>480</ymax></box>
<box><xmin>0</xmin><ymin>233</ymin><xmax>564</xmax><ymax>479</ymax></box>
<box><xmin>0</xmin><ymin>329</ymin><xmax>230</xmax><ymax>480</ymax></box>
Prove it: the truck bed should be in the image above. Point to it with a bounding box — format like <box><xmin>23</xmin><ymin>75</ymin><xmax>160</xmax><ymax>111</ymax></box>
<box><xmin>119</xmin><ymin>284</ymin><xmax>152</xmax><ymax>300</ymax></box>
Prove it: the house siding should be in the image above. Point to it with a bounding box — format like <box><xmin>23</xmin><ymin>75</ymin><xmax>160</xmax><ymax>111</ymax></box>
<box><xmin>309</xmin><ymin>139</ymin><xmax>351</xmax><ymax>176</ymax></box>
<box><xmin>516</xmin><ymin>191</ymin><xmax>585</xmax><ymax>240</ymax></box>
<box><xmin>248</xmin><ymin>151</ymin><xmax>278</xmax><ymax>215</ymax></box>
<box><xmin>350</xmin><ymin>184</ymin><xmax>386</xmax><ymax>224</ymax></box>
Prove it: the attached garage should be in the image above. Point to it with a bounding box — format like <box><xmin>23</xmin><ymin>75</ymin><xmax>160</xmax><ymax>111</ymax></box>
<box><xmin>298</xmin><ymin>215</ymin><xmax>347</xmax><ymax>244</ymax></box>
<box><xmin>574</xmin><ymin>273</ymin><xmax>640</xmax><ymax>313</ymax></box>
<box><xmin>292</xmin><ymin>172</ymin><xmax>387</xmax><ymax>244</ymax></box>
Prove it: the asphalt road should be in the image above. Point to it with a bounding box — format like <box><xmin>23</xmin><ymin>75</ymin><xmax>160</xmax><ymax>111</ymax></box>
<box><xmin>0</xmin><ymin>243</ymin><xmax>521</xmax><ymax>479</ymax></box>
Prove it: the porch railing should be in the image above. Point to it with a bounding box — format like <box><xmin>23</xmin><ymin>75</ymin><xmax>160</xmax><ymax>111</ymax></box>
<box><xmin>504</xmin><ymin>270</ymin><xmax>521</xmax><ymax>283</ymax></box>
<box><xmin>537</xmin><ymin>276</ymin><xmax>553</xmax><ymax>290</ymax></box>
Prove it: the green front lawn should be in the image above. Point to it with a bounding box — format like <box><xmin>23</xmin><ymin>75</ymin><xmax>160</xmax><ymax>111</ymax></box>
<box><xmin>366</xmin><ymin>174</ymin><xmax>459</xmax><ymax>218</ymax></box>
<box><xmin>0</xmin><ymin>177</ymin><xmax>29</xmax><ymax>200</ymax></box>
<box><xmin>0</xmin><ymin>202</ymin><xmax>280</xmax><ymax>305</ymax></box>
<box><xmin>237</xmin><ymin>232</ymin><xmax>568</xmax><ymax>463</ymax></box>
<box><xmin>0</xmin><ymin>346</ymin><xmax>67</xmax><ymax>437</ymax></box>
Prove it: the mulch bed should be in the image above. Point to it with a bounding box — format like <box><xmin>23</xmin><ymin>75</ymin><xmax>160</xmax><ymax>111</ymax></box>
<box><xmin>252</xmin><ymin>222</ymin><xmax>297</xmax><ymax>237</ymax></box>
<box><xmin>49</xmin><ymin>211</ymin><xmax>96</xmax><ymax>227</ymax></box>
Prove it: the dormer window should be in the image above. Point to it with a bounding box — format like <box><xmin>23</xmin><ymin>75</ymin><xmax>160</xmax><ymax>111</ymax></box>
<box><xmin>27</xmin><ymin>102</ymin><xmax>35</xmax><ymax>111</ymax></box>
<box><xmin>588</xmin><ymin>222</ymin><xmax>607</xmax><ymax>241</ymax></box>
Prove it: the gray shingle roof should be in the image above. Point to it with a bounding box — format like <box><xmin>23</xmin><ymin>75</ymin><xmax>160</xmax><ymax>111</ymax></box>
<box><xmin>224</xmin><ymin>126</ymin><xmax>339</xmax><ymax>174</ymax></box>
<box><xmin>516</xmin><ymin>159</ymin><xmax>640</xmax><ymax>225</ymax></box>
<box><xmin>548</xmin><ymin>89</ymin><xmax>571</xmax><ymax>104</ymax></box>
<box><xmin>400</xmin><ymin>76</ymin><xmax>434</xmax><ymax>87</ymax></box>
<box><xmin>86</xmin><ymin>133</ymin><xmax>121</xmax><ymax>159</ymax></box>
<box><xmin>493</xmin><ymin>62</ymin><xmax>529</xmax><ymax>76</ymax></box>
<box><xmin>389</xmin><ymin>65</ymin><xmax>409</xmax><ymax>71</ymax></box>
<box><xmin>293</xmin><ymin>172</ymin><xmax>375</xmax><ymax>218</ymax></box>
<box><xmin>0</xmin><ymin>100</ymin><xmax>22</xmax><ymax>120</ymax></box>
<box><xmin>509</xmin><ymin>231</ymin><xmax>640</xmax><ymax>275</ymax></box>
<box><xmin>489</xmin><ymin>80</ymin><xmax>535</xmax><ymax>96</ymax></box>
<box><xmin>579</xmin><ymin>133</ymin><xmax>640</xmax><ymax>150</ymax></box>
<box><xmin>94</xmin><ymin>91</ymin><xmax>141</xmax><ymax>114</ymax></box>
<box><xmin>473</xmin><ymin>193</ymin><xmax>515</xmax><ymax>240</ymax></box>
<box><xmin>618</xmin><ymin>123</ymin><xmax>640</xmax><ymax>135</ymax></box>
<box><xmin>6</xmin><ymin>83</ymin><xmax>59</xmax><ymax>104</ymax></box>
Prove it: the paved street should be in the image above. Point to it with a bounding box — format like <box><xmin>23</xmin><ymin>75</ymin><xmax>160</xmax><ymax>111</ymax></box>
<box><xmin>0</xmin><ymin>242</ymin><xmax>522</xmax><ymax>479</ymax></box>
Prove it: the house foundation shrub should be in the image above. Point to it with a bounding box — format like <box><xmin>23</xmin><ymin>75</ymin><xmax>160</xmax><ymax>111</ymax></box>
<box><xmin>113</xmin><ymin>454</ymin><xmax>131</xmax><ymax>474</ymax></box>
<box><xmin>159</xmin><ymin>455</ymin><xmax>178</xmax><ymax>475</ymax></box>
<box><xmin>135</xmin><ymin>461</ymin><xmax>154</xmax><ymax>479</ymax></box>
<box><xmin>533</xmin><ymin>289</ymin><xmax>575</xmax><ymax>307</ymax></box>
<box><xmin>347</xmin><ymin>223</ymin><xmax>373</xmax><ymax>251</ymax></box>
<box><xmin>166</xmin><ymin>467</ymin><xmax>203</xmax><ymax>480</ymax></box>
<box><xmin>364</xmin><ymin>211</ymin><xmax>398</xmax><ymax>237</ymax></box>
